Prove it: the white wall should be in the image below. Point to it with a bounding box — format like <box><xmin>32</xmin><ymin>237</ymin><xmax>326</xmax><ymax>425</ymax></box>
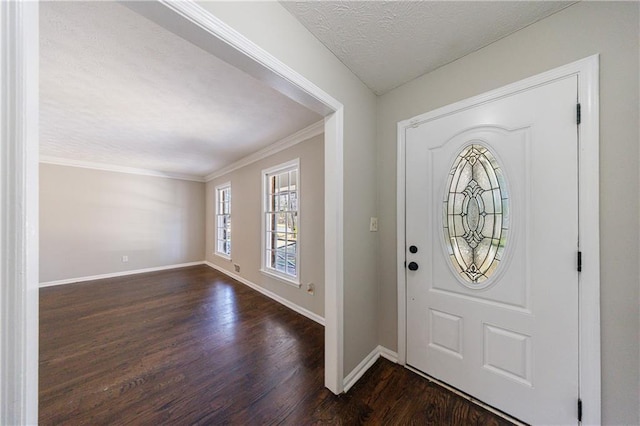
<box><xmin>206</xmin><ymin>134</ymin><xmax>324</xmax><ymax>317</ymax></box>
<box><xmin>40</xmin><ymin>164</ymin><xmax>206</xmax><ymax>283</ymax></box>
<box><xmin>376</xmin><ymin>2</ymin><xmax>639</xmax><ymax>424</ymax></box>
<box><xmin>196</xmin><ymin>1</ymin><xmax>379</xmax><ymax>374</ymax></box>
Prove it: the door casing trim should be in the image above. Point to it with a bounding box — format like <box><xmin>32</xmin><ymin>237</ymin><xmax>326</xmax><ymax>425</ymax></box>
<box><xmin>396</xmin><ymin>55</ymin><xmax>600</xmax><ymax>424</ymax></box>
<box><xmin>0</xmin><ymin>2</ymin><xmax>40</xmax><ymax>424</ymax></box>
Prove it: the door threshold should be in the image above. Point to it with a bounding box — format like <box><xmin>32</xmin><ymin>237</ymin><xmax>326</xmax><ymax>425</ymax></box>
<box><xmin>405</xmin><ymin>365</ymin><xmax>528</xmax><ymax>426</ymax></box>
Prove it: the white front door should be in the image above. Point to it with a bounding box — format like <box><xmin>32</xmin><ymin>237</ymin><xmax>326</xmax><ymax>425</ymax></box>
<box><xmin>405</xmin><ymin>76</ymin><xmax>579</xmax><ymax>425</ymax></box>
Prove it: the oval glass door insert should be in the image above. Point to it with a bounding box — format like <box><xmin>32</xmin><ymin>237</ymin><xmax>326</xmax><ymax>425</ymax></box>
<box><xmin>443</xmin><ymin>144</ymin><xmax>509</xmax><ymax>285</ymax></box>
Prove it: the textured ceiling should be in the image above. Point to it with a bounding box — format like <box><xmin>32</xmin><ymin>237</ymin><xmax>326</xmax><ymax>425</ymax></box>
<box><xmin>281</xmin><ymin>1</ymin><xmax>573</xmax><ymax>95</ymax></box>
<box><xmin>40</xmin><ymin>1</ymin><xmax>322</xmax><ymax>178</ymax></box>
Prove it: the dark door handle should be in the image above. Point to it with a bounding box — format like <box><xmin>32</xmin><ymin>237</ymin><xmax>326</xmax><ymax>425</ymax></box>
<box><xmin>408</xmin><ymin>262</ymin><xmax>419</xmax><ymax>271</ymax></box>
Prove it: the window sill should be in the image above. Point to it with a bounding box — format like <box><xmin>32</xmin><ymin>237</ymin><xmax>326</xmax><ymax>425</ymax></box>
<box><xmin>260</xmin><ymin>269</ymin><xmax>300</xmax><ymax>288</ymax></box>
<box><xmin>214</xmin><ymin>252</ymin><xmax>231</xmax><ymax>261</ymax></box>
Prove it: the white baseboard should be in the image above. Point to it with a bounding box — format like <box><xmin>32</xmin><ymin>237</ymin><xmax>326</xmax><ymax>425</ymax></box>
<box><xmin>204</xmin><ymin>261</ymin><xmax>325</xmax><ymax>326</ymax></box>
<box><xmin>343</xmin><ymin>346</ymin><xmax>380</xmax><ymax>393</ymax></box>
<box><xmin>39</xmin><ymin>261</ymin><xmax>205</xmax><ymax>287</ymax></box>
<box><xmin>343</xmin><ymin>345</ymin><xmax>399</xmax><ymax>392</ymax></box>
<box><xmin>378</xmin><ymin>345</ymin><xmax>399</xmax><ymax>363</ymax></box>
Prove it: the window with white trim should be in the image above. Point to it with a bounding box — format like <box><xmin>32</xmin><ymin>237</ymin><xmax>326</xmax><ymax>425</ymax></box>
<box><xmin>262</xmin><ymin>160</ymin><xmax>299</xmax><ymax>285</ymax></box>
<box><xmin>215</xmin><ymin>183</ymin><xmax>231</xmax><ymax>258</ymax></box>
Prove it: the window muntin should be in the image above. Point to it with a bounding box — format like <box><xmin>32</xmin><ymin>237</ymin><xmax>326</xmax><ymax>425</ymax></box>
<box><xmin>263</xmin><ymin>160</ymin><xmax>299</xmax><ymax>285</ymax></box>
<box><xmin>215</xmin><ymin>183</ymin><xmax>231</xmax><ymax>258</ymax></box>
<box><xmin>443</xmin><ymin>144</ymin><xmax>508</xmax><ymax>286</ymax></box>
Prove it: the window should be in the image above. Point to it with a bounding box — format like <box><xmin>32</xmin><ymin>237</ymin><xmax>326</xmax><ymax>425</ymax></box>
<box><xmin>215</xmin><ymin>183</ymin><xmax>231</xmax><ymax>258</ymax></box>
<box><xmin>443</xmin><ymin>144</ymin><xmax>509</xmax><ymax>286</ymax></box>
<box><xmin>262</xmin><ymin>159</ymin><xmax>299</xmax><ymax>286</ymax></box>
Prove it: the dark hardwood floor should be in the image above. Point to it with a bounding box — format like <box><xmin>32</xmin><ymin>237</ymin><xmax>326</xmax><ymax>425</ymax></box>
<box><xmin>40</xmin><ymin>265</ymin><xmax>514</xmax><ymax>425</ymax></box>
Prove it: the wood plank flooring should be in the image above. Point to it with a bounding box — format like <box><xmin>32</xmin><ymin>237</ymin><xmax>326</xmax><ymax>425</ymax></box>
<box><xmin>40</xmin><ymin>265</ymin><xmax>515</xmax><ymax>425</ymax></box>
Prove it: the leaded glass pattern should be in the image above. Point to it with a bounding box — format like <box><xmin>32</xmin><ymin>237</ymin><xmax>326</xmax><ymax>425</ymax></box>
<box><xmin>443</xmin><ymin>144</ymin><xmax>509</xmax><ymax>284</ymax></box>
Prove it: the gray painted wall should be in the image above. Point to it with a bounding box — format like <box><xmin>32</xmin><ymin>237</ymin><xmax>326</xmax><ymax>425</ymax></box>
<box><xmin>206</xmin><ymin>134</ymin><xmax>324</xmax><ymax>317</ymax></box>
<box><xmin>375</xmin><ymin>2</ymin><xmax>639</xmax><ymax>423</ymax></box>
<box><xmin>40</xmin><ymin>164</ymin><xmax>206</xmax><ymax>283</ymax></box>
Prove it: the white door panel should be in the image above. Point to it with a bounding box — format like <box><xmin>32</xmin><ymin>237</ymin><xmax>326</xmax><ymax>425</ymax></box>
<box><xmin>406</xmin><ymin>76</ymin><xmax>579</xmax><ymax>425</ymax></box>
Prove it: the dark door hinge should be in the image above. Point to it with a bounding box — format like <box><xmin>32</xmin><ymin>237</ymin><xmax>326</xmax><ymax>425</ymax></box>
<box><xmin>577</xmin><ymin>251</ymin><xmax>582</xmax><ymax>272</ymax></box>
<box><xmin>577</xmin><ymin>103</ymin><xmax>582</xmax><ymax>125</ymax></box>
<box><xmin>578</xmin><ymin>398</ymin><xmax>583</xmax><ymax>422</ymax></box>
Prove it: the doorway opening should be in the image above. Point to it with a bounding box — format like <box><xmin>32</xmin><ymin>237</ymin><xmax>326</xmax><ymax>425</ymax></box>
<box><xmin>2</xmin><ymin>2</ymin><xmax>346</xmax><ymax>423</ymax></box>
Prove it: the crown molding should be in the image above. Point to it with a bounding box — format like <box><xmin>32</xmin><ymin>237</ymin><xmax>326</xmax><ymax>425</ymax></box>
<box><xmin>39</xmin><ymin>156</ymin><xmax>206</xmax><ymax>183</ymax></box>
<box><xmin>39</xmin><ymin>119</ymin><xmax>324</xmax><ymax>184</ymax></box>
<box><xmin>205</xmin><ymin>119</ymin><xmax>324</xmax><ymax>182</ymax></box>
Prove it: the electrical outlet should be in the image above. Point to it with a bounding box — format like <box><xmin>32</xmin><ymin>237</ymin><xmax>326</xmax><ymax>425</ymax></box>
<box><xmin>121</xmin><ymin>255</ymin><xmax>128</xmax><ymax>263</ymax></box>
<box><xmin>234</xmin><ymin>264</ymin><xmax>240</xmax><ymax>273</ymax></box>
<box><xmin>369</xmin><ymin>217</ymin><xmax>378</xmax><ymax>232</ymax></box>
<box><xmin>307</xmin><ymin>283</ymin><xmax>315</xmax><ymax>295</ymax></box>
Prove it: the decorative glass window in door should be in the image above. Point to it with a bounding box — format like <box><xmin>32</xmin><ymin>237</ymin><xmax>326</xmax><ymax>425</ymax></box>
<box><xmin>443</xmin><ymin>144</ymin><xmax>509</xmax><ymax>285</ymax></box>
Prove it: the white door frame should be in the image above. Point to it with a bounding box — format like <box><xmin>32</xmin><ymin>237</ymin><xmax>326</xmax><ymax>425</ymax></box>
<box><xmin>396</xmin><ymin>55</ymin><xmax>601</xmax><ymax>424</ymax></box>
<box><xmin>1</xmin><ymin>1</ymin><xmax>345</xmax><ymax>422</ymax></box>
<box><xmin>1</xmin><ymin>2</ymin><xmax>40</xmax><ymax>424</ymax></box>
